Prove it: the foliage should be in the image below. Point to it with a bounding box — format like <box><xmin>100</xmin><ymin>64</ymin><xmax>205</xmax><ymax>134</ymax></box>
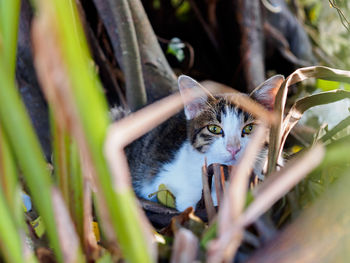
<box><xmin>0</xmin><ymin>0</ymin><xmax>350</xmax><ymax>262</ymax></box>
<box><xmin>300</xmin><ymin>0</ymin><xmax>350</xmax><ymax>69</ymax></box>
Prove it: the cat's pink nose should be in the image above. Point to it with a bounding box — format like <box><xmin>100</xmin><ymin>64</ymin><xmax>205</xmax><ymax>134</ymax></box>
<box><xmin>227</xmin><ymin>146</ymin><xmax>241</xmax><ymax>158</ymax></box>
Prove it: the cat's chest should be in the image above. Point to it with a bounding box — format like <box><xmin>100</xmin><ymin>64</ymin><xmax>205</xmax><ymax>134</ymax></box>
<box><xmin>139</xmin><ymin>142</ymin><xmax>206</xmax><ymax>210</ymax></box>
<box><xmin>159</xmin><ymin>142</ymin><xmax>205</xmax><ymax>183</ymax></box>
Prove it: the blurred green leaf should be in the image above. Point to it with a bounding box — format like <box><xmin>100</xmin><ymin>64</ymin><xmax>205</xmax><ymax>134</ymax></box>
<box><xmin>153</xmin><ymin>184</ymin><xmax>176</xmax><ymax>209</ymax></box>
<box><xmin>34</xmin><ymin>0</ymin><xmax>154</xmax><ymax>261</ymax></box>
<box><xmin>173</xmin><ymin>0</ymin><xmax>191</xmax><ymax>21</ymax></box>
<box><xmin>316</xmin><ymin>79</ymin><xmax>350</xmax><ymax>91</ymax></box>
<box><xmin>309</xmin><ymin>3</ymin><xmax>322</xmax><ymax>25</ymax></box>
<box><xmin>0</xmin><ymin>126</ymin><xmax>19</xmax><ymax>216</ymax></box>
<box><xmin>30</xmin><ymin>216</ymin><xmax>46</xmax><ymax>238</ymax></box>
<box><xmin>316</xmin><ymin>79</ymin><xmax>340</xmax><ymax>91</ymax></box>
<box><xmin>0</xmin><ymin>0</ymin><xmax>20</xmax><ymax>80</ymax></box>
<box><xmin>200</xmin><ymin>222</ymin><xmax>217</xmax><ymax>249</ymax></box>
<box><xmin>0</xmin><ymin>64</ymin><xmax>63</xmax><ymax>262</ymax></box>
<box><xmin>0</xmin><ymin>190</ymin><xmax>24</xmax><ymax>263</ymax></box>
<box><xmin>167</xmin><ymin>37</ymin><xmax>185</xmax><ymax>62</ymax></box>
<box><xmin>320</xmin><ymin>115</ymin><xmax>350</xmax><ymax>143</ymax></box>
<box><xmin>0</xmin><ymin>0</ymin><xmax>63</xmax><ymax>260</ymax></box>
<box><xmin>96</xmin><ymin>252</ymin><xmax>114</xmax><ymax>263</ymax></box>
<box><xmin>152</xmin><ymin>0</ymin><xmax>160</xmax><ymax>9</ymax></box>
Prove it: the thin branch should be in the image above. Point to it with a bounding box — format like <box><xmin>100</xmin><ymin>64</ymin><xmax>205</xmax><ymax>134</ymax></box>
<box><xmin>328</xmin><ymin>0</ymin><xmax>350</xmax><ymax>32</ymax></box>
<box><xmin>93</xmin><ymin>0</ymin><xmax>177</xmax><ymax>103</ymax></box>
<box><xmin>235</xmin><ymin>0</ymin><xmax>265</xmax><ymax>92</ymax></box>
<box><xmin>187</xmin><ymin>0</ymin><xmax>220</xmax><ymax>52</ymax></box>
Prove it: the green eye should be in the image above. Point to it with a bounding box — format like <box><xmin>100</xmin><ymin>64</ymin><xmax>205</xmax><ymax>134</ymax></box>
<box><xmin>242</xmin><ymin>124</ymin><xmax>254</xmax><ymax>135</ymax></box>
<box><xmin>207</xmin><ymin>125</ymin><xmax>223</xmax><ymax>135</ymax></box>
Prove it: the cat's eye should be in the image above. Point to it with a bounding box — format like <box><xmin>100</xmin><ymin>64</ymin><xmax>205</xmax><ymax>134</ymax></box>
<box><xmin>207</xmin><ymin>125</ymin><xmax>223</xmax><ymax>135</ymax></box>
<box><xmin>242</xmin><ymin>123</ymin><xmax>254</xmax><ymax>135</ymax></box>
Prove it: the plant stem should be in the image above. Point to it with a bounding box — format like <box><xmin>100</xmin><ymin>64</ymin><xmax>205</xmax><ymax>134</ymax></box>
<box><xmin>0</xmin><ymin>125</ymin><xmax>18</xmax><ymax>213</ymax></box>
<box><xmin>0</xmin><ymin>65</ymin><xmax>63</xmax><ymax>262</ymax></box>
<box><xmin>34</xmin><ymin>0</ymin><xmax>154</xmax><ymax>261</ymax></box>
<box><xmin>0</xmin><ymin>190</ymin><xmax>24</xmax><ymax>263</ymax></box>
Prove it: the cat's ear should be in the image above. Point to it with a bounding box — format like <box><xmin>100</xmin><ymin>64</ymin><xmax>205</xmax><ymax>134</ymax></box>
<box><xmin>178</xmin><ymin>75</ymin><xmax>208</xmax><ymax>120</ymax></box>
<box><xmin>250</xmin><ymin>75</ymin><xmax>284</xmax><ymax>111</ymax></box>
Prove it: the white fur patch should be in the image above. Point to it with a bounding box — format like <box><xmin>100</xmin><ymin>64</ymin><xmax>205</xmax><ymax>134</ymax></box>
<box><xmin>140</xmin><ymin>142</ymin><xmax>206</xmax><ymax>211</ymax></box>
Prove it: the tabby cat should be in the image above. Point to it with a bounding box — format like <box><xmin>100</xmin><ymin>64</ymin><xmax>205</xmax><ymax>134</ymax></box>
<box><xmin>124</xmin><ymin>75</ymin><xmax>283</xmax><ymax>211</ymax></box>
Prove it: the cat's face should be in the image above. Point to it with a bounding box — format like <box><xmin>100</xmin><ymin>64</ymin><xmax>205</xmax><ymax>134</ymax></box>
<box><xmin>178</xmin><ymin>75</ymin><xmax>284</xmax><ymax>166</ymax></box>
<box><xmin>187</xmin><ymin>97</ymin><xmax>256</xmax><ymax>165</ymax></box>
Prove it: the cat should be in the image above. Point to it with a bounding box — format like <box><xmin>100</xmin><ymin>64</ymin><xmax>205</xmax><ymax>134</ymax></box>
<box><xmin>123</xmin><ymin>75</ymin><xmax>283</xmax><ymax>211</ymax></box>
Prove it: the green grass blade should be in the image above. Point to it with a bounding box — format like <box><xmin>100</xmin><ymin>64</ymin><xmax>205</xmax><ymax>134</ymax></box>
<box><xmin>69</xmin><ymin>140</ymin><xmax>84</xmax><ymax>240</ymax></box>
<box><xmin>0</xmin><ymin>125</ymin><xmax>18</xmax><ymax>213</ymax></box>
<box><xmin>51</xmin><ymin>110</ymin><xmax>71</xmax><ymax>204</ymax></box>
<box><xmin>0</xmin><ymin>0</ymin><xmax>63</xmax><ymax>260</ymax></box>
<box><xmin>321</xmin><ymin>116</ymin><xmax>350</xmax><ymax>142</ymax></box>
<box><xmin>0</xmin><ymin>190</ymin><xmax>23</xmax><ymax>263</ymax></box>
<box><xmin>51</xmin><ymin>111</ymin><xmax>85</xmax><ymax>242</ymax></box>
<box><xmin>33</xmin><ymin>0</ymin><xmax>153</xmax><ymax>261</ymax></box>
<box><xmin>0</xmin><ymin>0</ymin><xmax>21</xmax><ymax>80</ymax></box>
<box><xmin>0</xmin><ymin>67</ymin><xmax>63</xmax><ymax>262</ymax></box>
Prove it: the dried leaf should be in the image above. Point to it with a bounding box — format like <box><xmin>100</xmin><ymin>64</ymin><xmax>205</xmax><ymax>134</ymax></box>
<box><xmin>213</xmin><ymin>164</ymin><xmax>223</xmax><ymax>208</ymax></box>
<box><xmin>280</xmin><ymin>90</ymin><xmax>350</xmax><ymax>159</ymax></box>
<box><xmin>209</xmin><ymin>144</ymin><xmax>325</xmax><ymax>262</ymax></box>
<box><xmin>244</xmin><ymin>144</ymin><xmax>325</xmax><ymax>226</ymax></box>
<box><xmin>202</xmin><ymin>161</ymin><xmax>216</xmax><ymax>223</ymax></box>
<box><xmin>36</xmin><ymin>247</ymin><xmax>55</xmax><ymax>263</ymax></box>
<box><xmin>268</xmin><ymin>66</ymin><xmax>350</xmax><ymax>174</ymax></box>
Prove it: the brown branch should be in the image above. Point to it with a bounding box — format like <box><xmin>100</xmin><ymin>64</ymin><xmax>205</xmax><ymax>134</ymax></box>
<box><xmin>75</xmin><ymin>0</ymin><xmax>127</xmax><ymax>108</ymax></box>
<box><xmin>93</xmin><ymin>0</ymin><xmax>177</xmax><ymax>104</ymax></box>
<box><xmin>235</xmin><ymin>0</ymin><xmax>265</xmax><ymax>92</ymax></box>
<box><xmin>264</xmin><ymin>22</ymin><xmax>311</xmax><ymax>67</ymax></box>
<box><xmin>127</xmin><ymin>0</ymin><xmax>177</xmax><ymax>102</ymax></box>
<box><xmin>187</xmin><ymin>0</ymin><xmax>220</xmax><ymax>52</ymax></box>
<box><xmin>107</xmin><ymin>0</ymin><xmax>146</xmax><ymax>111</ymax></box>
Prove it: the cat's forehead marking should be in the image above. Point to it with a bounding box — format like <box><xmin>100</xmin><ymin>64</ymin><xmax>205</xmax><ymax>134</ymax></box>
<box><xmin>216</xmin><ymin>97</ymin><xmax>254</xmax><ymax>124</ymax></box>
<box><xmin>221</xmin><ymin>105</ymin><xmax>242</xmax><ymax>139</ymax></box>
<box><xmin>211</xmin><ymin>97</ymin><xmax>234</xmax><ymax>122</ymax></box>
